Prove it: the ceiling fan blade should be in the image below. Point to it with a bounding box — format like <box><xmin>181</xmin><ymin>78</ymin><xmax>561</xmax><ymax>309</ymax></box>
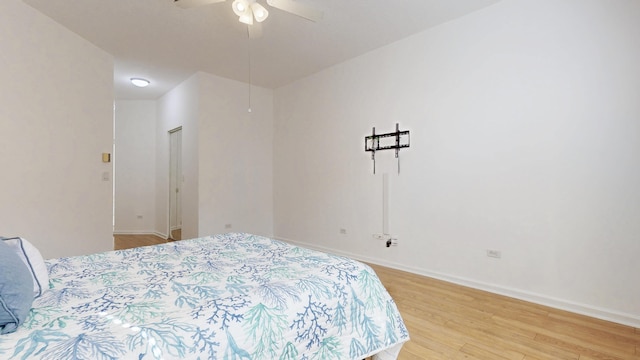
<box><xmin>266</xmin><ymin>0</ymin><xmax>323</xmax><ymax>22</ymax></box>
<box><xmin>247</xmin><ymin>23</ymin><xmax>263</xmax><ymax>39</ymax></box>
<box><xmin>174</xmin><ymin>0</ymin><xmax>226</xmax><ymax>9</ymax></box>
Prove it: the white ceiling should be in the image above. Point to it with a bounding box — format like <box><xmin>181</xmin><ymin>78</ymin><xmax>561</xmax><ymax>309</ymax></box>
<box><xmin>23</xmin><ymin>0</ymin><xmax>500</xmax><ymax>100</ymax></box>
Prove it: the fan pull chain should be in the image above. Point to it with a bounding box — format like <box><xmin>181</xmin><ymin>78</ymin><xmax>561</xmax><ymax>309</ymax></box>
<box><xmin>247</xmin><ymin>26</ymin><xmax>252</xmax><ymax>113</ymax></box>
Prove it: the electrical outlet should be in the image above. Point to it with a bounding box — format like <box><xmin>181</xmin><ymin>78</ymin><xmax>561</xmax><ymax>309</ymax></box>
<box><xmin>225</xmin><ymin>224</ymin><xmax>232</xmax><ymax>229</ymax></box>
<box><xmin>373</xmin><ymin>233</ymin><xmax>392</xmax><ymax>241</ymax></box>
<box><xmin>486</xmin><ymin>249</ymin><xmax>501</xmax><ymax>258</ymax></box>
<box><xmin>390</xmin><ymin>237</ymin><xmax>398</xmax><ymax>246</ymax></box>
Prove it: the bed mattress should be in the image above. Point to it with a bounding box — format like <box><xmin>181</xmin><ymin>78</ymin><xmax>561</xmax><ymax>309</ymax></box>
<box><xmin>0</xmin><ymin>233</ymin><xmax>409</xmax><ymax>359</ymax></box>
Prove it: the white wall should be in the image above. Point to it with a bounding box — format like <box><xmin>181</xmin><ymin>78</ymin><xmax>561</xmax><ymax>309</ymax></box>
<box><xmin>198</xmin><ymin>73</ymin><xmax>274</xmax><ymax>237</ymax></box>
<box><xmin>0</xmin><ymin>0</ymin><xmax>114</xmax><ymax>259</ymax></box>
<box><xmin>156</xmin><ymin>75</ymin><xmax>200</xmax><ymax>239</ymax></box>
<box><xmin>114</xmin><ymin>101</ymin><xmax>157</xmax><ymax>234</ymax></box>
<box><xmin>273</xmin><ymin>0</ymin><xmax>640</xmax><ymax>326</ymax></box>
<box><xmin>154</xmin><ymin>72</ymin><xmax>274</xmax><ymax>239</ymax></box>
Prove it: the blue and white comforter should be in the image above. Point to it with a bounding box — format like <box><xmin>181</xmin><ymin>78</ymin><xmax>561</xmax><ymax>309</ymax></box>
<box><xmin>0</xmin><ymin>233</ymin><xmax>409</xmax><ymax>359</ymax></box>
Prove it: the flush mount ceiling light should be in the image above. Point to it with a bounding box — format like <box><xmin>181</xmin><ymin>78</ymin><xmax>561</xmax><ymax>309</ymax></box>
<box><xmin>232</xmin><ymin>0</ymin><xmax>268</xmax><ymax>25</ymax></box>
<box><xmin>130</xmin><ymin>78</ymin><xmax>150</xmax><ymax>88</ymax></box>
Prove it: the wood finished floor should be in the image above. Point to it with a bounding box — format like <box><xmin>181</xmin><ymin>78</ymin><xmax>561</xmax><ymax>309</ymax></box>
<box><xmin>113</xmin><ymin>234</ymin><xmax>640</xmax><ymax>359</ymax></box>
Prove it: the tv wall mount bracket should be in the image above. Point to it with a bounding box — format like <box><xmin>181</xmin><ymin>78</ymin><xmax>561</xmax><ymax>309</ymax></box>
<box><xmin>365</xmin><ymin>123</ymin><xmax>410</xmax><ymax>174</ymax></box>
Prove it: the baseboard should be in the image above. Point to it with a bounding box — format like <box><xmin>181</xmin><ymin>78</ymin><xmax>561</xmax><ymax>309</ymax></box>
<box><xmin>274</xmin><ymin>236</ymin><xmax>640</xmax><ymax>329</ymax></box>
<box><xmin>113</xmin><ymin>231</ymin><xmax>168</xmax><ymax>239</ymax></box>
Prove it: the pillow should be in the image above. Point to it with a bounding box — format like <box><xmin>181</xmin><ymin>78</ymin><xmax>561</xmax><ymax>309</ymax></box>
<box><xmin>1</xmin><ymin>237</ymin><xmax>49</xmax><ymax>298</ymax></box>
<box><xmin>0</xmin><ymin>240</ymin><xmax>34</xmax><ymax>334</ymax></box>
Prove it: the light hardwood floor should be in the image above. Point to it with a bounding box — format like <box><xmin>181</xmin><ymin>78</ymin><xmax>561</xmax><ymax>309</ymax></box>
<box><xmin>170</xmin><ymin>228</ymin><xmax>182</xmax><ymax>241</ymax></box>
<box><xmin>113</xmin><ymin>235</ymin><xmax>640</xmax><ymax>359</ymax></box>
<box><xmin>368</xmin><ymin>264</ymin><xmax>639</xmax><ymax>360</ymax></box>
<box><xmin>114</xmin><ymin>234</ymin><xmax>172</xmax><ymax>250</ymax></box>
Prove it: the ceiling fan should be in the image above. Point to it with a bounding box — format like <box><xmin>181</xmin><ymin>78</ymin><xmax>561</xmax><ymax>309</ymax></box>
<box><xmin>174</xmin><ymin>0</ymin><xmax>323</xmax><ymax>24</ymax></box>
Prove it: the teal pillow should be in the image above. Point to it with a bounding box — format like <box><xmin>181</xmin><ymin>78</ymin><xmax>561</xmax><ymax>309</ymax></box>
<box><xmin>0</xmin><ymin>240</ymin><xmax>34</xmax><ymax>334</ymax></box>
<box><xmin>2</xmin><ymin>237</ymin><xmax>49</xmax><ymax>298</ymax></box>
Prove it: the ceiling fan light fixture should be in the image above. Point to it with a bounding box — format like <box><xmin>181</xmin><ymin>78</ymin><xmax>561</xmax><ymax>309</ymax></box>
<box><xmin>238</xmin><ymin>12</ymin><xmax>254</xmax><ymax>25</ymax></box>
<box><xmin>233</xmin><ymin>0</ymin><xmax>256</xmax><ymax>24</ymax></box>
<box><xmin>232</xmin><ymin>0</ymin><xmax>248</xmax><ymax>16</ymax></box>
<box><xmin>251</xmin><ymin>3</ymin><xmax>269</xmax><ymax>22</ymax></box>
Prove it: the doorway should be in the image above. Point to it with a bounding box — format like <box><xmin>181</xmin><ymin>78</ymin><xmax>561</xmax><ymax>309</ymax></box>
<box><xmin>169</xmin><ymin>127</ymin><xmax>182</xmax><ymax>240</ymax></box>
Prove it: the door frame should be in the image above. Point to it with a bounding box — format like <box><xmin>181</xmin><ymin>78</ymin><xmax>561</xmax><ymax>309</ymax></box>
<box><xmin>168</xmin><ymin>126</ymin><xmax>182</xmax><ymax>240</ymax></box>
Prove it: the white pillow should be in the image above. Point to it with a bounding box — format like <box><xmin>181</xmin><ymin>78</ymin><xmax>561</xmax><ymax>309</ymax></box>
<box><xmin>1</xmin><ymin>237</ymin><xmax>49</xmax><ymax>298</ymax></box>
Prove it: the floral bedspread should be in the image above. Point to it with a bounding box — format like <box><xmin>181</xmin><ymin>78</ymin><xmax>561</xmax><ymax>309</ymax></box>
<box><xmin>0</xmin><ymin>233</ymin><xmax>409</xmax><ymax>359</ymax></box>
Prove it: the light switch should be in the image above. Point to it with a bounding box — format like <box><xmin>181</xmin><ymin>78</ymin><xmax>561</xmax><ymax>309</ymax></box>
<box><xmin>102</xmin><ymin>172</ymin><xmax>110</xmax><ymax>181</ymax></box>
<box><xmin>102</xmin><ymin>153</ymin><xmax>111</xmax><ymax>163</ymax></box>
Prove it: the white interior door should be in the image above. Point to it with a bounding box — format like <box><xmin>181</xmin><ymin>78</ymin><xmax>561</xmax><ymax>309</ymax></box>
<box><xmin>169</xmin><ymin>127</ymin><xmax>182</xmax><ymax>239</ymax></box>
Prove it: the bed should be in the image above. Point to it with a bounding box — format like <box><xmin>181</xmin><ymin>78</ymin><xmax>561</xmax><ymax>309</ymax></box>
<box><xmin>0</xmin><ymin>233</ymin><xmax>409</xmax><ymax>359</ymax></box>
